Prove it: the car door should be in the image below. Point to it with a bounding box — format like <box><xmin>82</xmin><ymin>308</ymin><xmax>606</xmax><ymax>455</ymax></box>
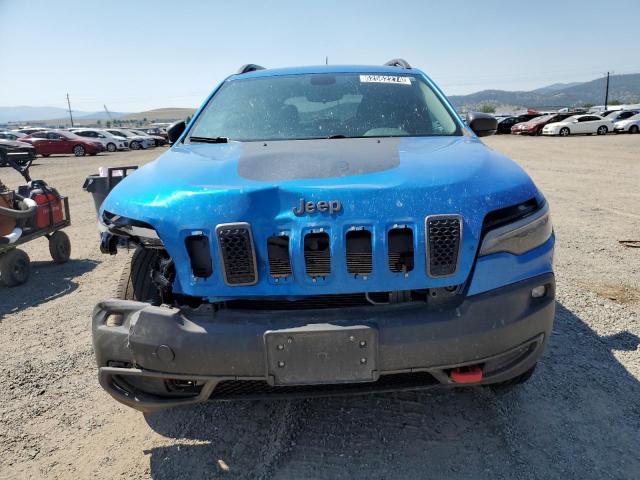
<box><xmin>46</xmin><ymin>132</ymin><xmax>66</xmax><ymax>154</ymax></box>
<box><xmin>574</xmin><ymin>116</ymin><xmax>591</xmax><ymax>133</ymax></box>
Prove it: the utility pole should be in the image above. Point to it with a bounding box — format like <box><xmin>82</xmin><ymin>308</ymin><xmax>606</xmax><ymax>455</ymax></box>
<box><xmin>325</xmin><ymin>56</ymin><xmax>328</xmax><ymax>65</ymax></box>
<box><xmin>66</xmin><ymin>93</ymin><xmax>74</xmax><ymax>127</ymax></box>
<box><xmin>103</xmin><ymin>104</ymin><xmax>113</xmax><ymax>121</ymax></box>
<box><xmin>604</xmin><ymin>72</ymin><xmax>610</xmax><ymax>110</ymax></box>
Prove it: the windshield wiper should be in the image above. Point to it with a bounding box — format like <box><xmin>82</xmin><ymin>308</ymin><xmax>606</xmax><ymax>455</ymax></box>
<box><xmin>189</xmin><ymin>136</ymin><xmax>230</xmax><ymax>144</ymax></box>
<box><xmin>326</xmin><ymin>134</ymin><xmax>347</xmax><ymax>139</ymax></box>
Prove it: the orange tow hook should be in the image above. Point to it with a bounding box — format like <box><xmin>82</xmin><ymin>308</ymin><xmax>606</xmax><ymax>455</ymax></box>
<box><xmin>450</xmin><ymin>365</ymin><xmax>483</xmax><ymax>384</ymax></box>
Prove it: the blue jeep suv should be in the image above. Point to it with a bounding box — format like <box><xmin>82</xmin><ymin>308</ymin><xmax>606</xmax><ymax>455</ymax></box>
<box><xmin>93</xmin><ymin>60</ymin><xmax>555</xmax><ymax>411</ymax></box>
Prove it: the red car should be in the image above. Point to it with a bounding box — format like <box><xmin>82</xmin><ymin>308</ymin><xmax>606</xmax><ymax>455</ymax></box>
<box><xmin>511</xmin><ymin>113</ymin><xmax>573</xmax><ymax>135</ymax></box>
<box><xmin>20</xmin><ymin>130</ymin><xmax>104</xmax><ymax>157</ymax></box>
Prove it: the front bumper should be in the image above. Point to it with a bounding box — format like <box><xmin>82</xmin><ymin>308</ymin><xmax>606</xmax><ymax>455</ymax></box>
<box><xmin>92</xmin><ymin>273</ymin><xmax>555</xmax><ymax>411</ymax></box>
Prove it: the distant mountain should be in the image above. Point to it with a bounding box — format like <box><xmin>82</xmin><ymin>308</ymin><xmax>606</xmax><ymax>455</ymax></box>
<box><xmin>533</xmin><ymin>82</ymin><xmax>582</xmax><ymax>94</ymax></box>
<box><xmin>0</xmin><ymin>106</ymin><xmax>126</xmax><ymax>123</ymax></box>
<box><xmin>449</xmin><ymin>73</ymin><xmax>640</xmax><ymax>109</ymax></box>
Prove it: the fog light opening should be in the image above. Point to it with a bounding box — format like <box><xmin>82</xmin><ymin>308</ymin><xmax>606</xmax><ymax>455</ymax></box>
<box><xmin>105</xmin><ymin>313</ymin><xmax>124</xmax><ymax>327</ymax></box>
<box><xmin>531</xmin><ymin>285</ymin><xmax>547</xmax><ymax>298</ymax></box>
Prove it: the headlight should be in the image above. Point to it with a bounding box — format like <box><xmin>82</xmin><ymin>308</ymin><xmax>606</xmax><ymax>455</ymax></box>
<box><xmin>101</xmin><ymin>211</ymin><xmax>163</xmax><ymax>248</ymax></box>
<box><xmin>479</xmin><ymin>203</ymin><xmax>552</xmax><ymax>256</ymax></box>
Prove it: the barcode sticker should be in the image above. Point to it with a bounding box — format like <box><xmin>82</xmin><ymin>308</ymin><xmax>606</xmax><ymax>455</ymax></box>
<box><xmin>359</xmin><ymin>75</ymin><xmax>412</xmax><ymax>85</ymax></box>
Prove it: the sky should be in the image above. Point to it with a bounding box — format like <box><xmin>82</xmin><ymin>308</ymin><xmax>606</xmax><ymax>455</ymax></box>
<box><xmin>1</xmin><ymin>0</ymin><xmax>639</xmax><ymax>113</ymax></box>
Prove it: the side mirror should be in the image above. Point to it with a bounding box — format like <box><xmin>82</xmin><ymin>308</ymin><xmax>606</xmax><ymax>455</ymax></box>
<box><xmin>167</xmin><ymin>120</ymin><xmax>186</xmax><ymax>144</ymax></box>
<box><xmin>466</xmin><ymin>112</ymin><xmax>497</xmax><ymax>137</ymax></box>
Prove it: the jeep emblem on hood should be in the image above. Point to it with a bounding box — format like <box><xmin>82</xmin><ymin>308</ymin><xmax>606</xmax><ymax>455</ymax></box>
<box><xmin>293</xmin><ymin>198</ymin><xmax>342</xmax><ymax>216</ymax></box>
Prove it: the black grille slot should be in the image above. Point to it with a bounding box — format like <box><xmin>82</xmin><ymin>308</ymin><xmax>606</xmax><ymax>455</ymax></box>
<box><xmin>346</xmin><ymin>230</ymin><xmax>372</xmax><ymax>275</ymax></box>
<box><xmin>267</xmin><ymin>235</ymin><xmax>292</xmax><ymax>278</ymax></box>
<box><xmin>225</xmin><ymin>292</ymin><xmax>391</xmax><ymax>310</ymax></box>
<box><xmin>211</xmin><ymin>372</ymin><xmax>438</xmax><ymax>399</ymax></box>
<box><xmin>388</xmin><ymin>227</ymin><xmax>414</xmax><ymax>273</ymax></box>
<box><xmin>427</xmin><ymin>216</ymin><xmax>461</xmax><ymax>277</ymax></box>
<box><xmin>185</xmin><ymin>234</ymin><xmax>212</xmax><ymax>278</ymax></box>
<box><xmin>216</xmin><ymin>223</ymin><xmax>257</xmax><ymax>285</ymax></box>
<box><xmin>304</xmin><ymin>232</ymin><xmax>331</xmax><ymax>277</ymax></box>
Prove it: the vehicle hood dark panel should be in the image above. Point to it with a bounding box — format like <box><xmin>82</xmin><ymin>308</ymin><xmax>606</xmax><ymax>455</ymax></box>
<box><xmin>237</xmin><ymin>138</ymin><xmax>400</xmax><ymax>181</ymax></box>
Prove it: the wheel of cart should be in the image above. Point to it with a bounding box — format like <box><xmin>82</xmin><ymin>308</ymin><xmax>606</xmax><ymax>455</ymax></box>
<box><xmin>48</xmin><ymin>230</ymin><xmax>71</xmax><ymax>263</ymax></box>
<box><xmin>0</xmin><ymin>248</ymin><xmax>30</xmax><ymax>287</ymax></box>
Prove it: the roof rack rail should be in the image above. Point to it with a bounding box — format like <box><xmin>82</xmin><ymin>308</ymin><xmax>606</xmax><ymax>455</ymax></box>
<box><xmin>237</xmin><ymin>64</ymin><xmax>266</xmax><ymax>74</ymax></box>
<box><xmin>384</xmin><ymin>58</ymin><xmax>411</xmax><ymax>69</ymax></box>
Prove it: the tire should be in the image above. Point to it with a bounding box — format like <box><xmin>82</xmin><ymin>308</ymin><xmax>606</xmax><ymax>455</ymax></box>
<box><xmin>0</xmin><ymin>249</ymin><xmax>30</xmax><ymax>287</ymax></box>
<box><xmin>48</xmin><ymin>231</ymin><xmax>71</xmax><ymax>264</ymax></box>
<box><xmin>559</xmin><ymin>127</ymin><xmax>570</xmax><ymax>137</ymax></box>
<box><xmin>130</xmin><ymin>141</ymin><xmax>141</xmax><ymax>150</ymax></box>
<box><xmin>116</xmin><ymin>246</ymin><xmax>161</xmax><ymax>303</ymax></box>
<box><xmin>0</xmin><ymin>150</ymin><xmax>6</xmax><ymax>167</ymax></box>
<box><xmin>488</xmin><ymin>363</ymin><xmax>537</xmax><ymax>392</ymax></box>
<box><xmin>73</xmin><ymin>145</ymin><xmax>85</xmax><ymax>157</ymax></box>
<box><xmin>597</xmin><ymin>125</ymin><xmax>608</xmax><ymax>135</ymax></box>
<box><xmin>106</xmin><ymin>143</ymin><xmax>117</xmax><ymax>152</ymax></box>
<box><xmin>630</xmin><ymin>125</ymin><xmax>639</xmax><ymax>134</ymax></box>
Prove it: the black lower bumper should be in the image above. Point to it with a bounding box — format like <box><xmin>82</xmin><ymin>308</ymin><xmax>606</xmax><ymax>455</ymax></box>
<box><xmin>92</xmin><ymin>273</ymin><xmax>555</xmax><ymax>411</ymax></box>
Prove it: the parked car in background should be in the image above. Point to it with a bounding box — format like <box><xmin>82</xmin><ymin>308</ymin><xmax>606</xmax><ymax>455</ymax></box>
<box><xmin>602</xmin><ymin>110</ymin><xmax>639</xmax><ymax>124</ymax></box>
<box><xmin>0</xmin><ymin>131</ymin><xmax>27</xmax><ymax>141</ymax></box>
<box><xmin>0</xmin><ymin>138</ymin><xmax>36</xmax><ymax>167</ymax></box>
<box><xmin>143</xmin><ymin>127</ymin><xmax>168</xmax><ymax>140</ymax></box>
<box><xmin>542</xmin><ymin>115</ymin><xmax>612</xmax><ymax>136</ymax></box>
<box><xmin>71</xmin><ymin>128</ymin><xmax>128</xmax><ymax>152</ymax></box>
<box><xmin>613</xmin><ymin>113</ymin><xmax>640</xmax><ymax>134</ymax></box>
<box><xmin>497</xmin><ymin>113</ymin><xmax>541</xmax><ymax>134</ymax></box>
<box><xmin>130</xmin><ymin>128</ymin><xmax>166</xmax><ymax>146</ymax></box>
<box><xmin>511</xmin><ymin>113</ymin><xmax>573</xmax><ymax>135</ymax></box>
<box><xmin>19</xmin><ymin>130</ymin><xmax>104</xmax><ymax>157</ymax></box>
<box><xmin>15</xmin><ymin>127</ymin><xmax>47</xmax><ymax>135</ymax></box>
<box><xmin>105</xmin><ymin>129</ymin><xmax>154</xmax><ymax>150</ymax></box>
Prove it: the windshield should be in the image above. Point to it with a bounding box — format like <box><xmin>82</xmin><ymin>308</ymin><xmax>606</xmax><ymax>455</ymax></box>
<box><xmin>188</xmin><ymin>73</ymin><xmax>460</xmax><ymax>142</ymax></box>
<box><xmin>60</xmin><ymin>131</ymin><xmax>81</xmax><ymax>139</ymax></box>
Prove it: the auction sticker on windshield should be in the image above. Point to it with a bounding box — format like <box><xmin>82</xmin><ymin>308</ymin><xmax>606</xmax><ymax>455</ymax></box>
<box><xmin>359</xmin><ymin>75</ymin><xmax>411</xmax><ymax>85</ymax></box>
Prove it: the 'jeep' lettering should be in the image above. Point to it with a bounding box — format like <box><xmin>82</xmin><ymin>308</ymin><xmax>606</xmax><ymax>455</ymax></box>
<box><xmin>293</xmin><ymin>198</ymin><xmax>342</xmax><ymax>216</ymax></box>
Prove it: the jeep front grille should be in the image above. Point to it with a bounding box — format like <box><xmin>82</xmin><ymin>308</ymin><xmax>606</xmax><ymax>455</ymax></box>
<box><xmin>216</xmin><ymin>223</ymin><xmax>258</xmax><ymax>285</ymax></box>
<box><xmin>267</xmin><ymin>235</ymin><xmax>292</xmax><ymax>278</ymax></box>
<box><xmin>426</xmin><ymin>216</ymin><xmax>462</xmax><ymax>277</ymax></box>
<box><xmin>304</xmin><ymin>232</ymin><xmax>331</xmax><ymax>277</ymax></box>
<box><xmin>388</xmin><ymin>227</ymin><xmax>414</xmax><ymax>273</ymax></box>
<box><xmin>346</xmin><ymin>229</ymin><xmax>372</xmax><ymax>275</ymax></box>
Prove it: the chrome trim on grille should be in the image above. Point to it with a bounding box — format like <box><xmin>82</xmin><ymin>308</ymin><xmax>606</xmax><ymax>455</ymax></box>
<box><xmin>215</xmin><ymin>222</ymin><xmax>258</xmax><ymax>286</ymax></box>
<box><xmin>425</xmin><ymin>215</ymin><xmax>463</xmax><ymax>278</ymax></box>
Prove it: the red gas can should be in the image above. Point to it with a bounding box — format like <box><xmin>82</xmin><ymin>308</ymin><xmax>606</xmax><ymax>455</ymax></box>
<box><xmin>32</xmin><ymin>191</ymin><xmax>64</xmax><ymax>229</ymax></box>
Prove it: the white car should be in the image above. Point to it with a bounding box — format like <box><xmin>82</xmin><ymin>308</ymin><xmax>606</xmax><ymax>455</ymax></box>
<box><xmin>105</xmin><ymin>129</ymin><xmax>155</xmax><ymax>150</ymax></box>
<box><xmin>71</xmin><ymin>128</ymin><xmax>128</xmax><ymax>152</ymax></box>
<box><xmin>542</xmin><ymin>114</ymin><xmax>613</xmax><ymax>136</ymax></box>
<box><xmin>0</xmin><ymin>131</ymin><xmax>26</xmax><ymax>141</ymax></box>
<box><xmin>613</xmin><ymin>113</ymin><xmax>640</xmax><ymax>134</ymax></box>
<box><xmin>601</xmin><ymin>110</ymin><xmax>639</xmax><ymax>124</ymax></box>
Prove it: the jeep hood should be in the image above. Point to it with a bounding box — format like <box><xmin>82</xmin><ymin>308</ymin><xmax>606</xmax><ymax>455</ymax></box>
<box><xmin>102</xmin><ymin>136</ymin><xmax>542</xmax><ymax>299</ymax></box>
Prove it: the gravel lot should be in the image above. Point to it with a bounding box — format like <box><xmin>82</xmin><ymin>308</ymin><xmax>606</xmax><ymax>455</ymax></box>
<box><xmin>0</xmin><ymin>135</ymin><xmax>638</xmax><ymax>479</ymax></box>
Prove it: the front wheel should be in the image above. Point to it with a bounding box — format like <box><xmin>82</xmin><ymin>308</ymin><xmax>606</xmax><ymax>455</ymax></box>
<box><xmin>106</xmin><ymin>142</ymin><xmax>117</xmax><ymax>152</ymax></box>
<box><xmin>630</xmin><ymin>125</ymin><xmax>639</xmax><ymax>134</ymax></box>
<box><xmin>73</xmin><ymin>145</ymin><xmax>85</xmax><ymax>157</ymax></box>
<box><xmin>597</xmin><ymin>125</ymin><xmax>608</xmax><ymax>135</ymax></box>
<box><xmin>130</xmin><ymin>141</ymin><xmax>141</xmax><ymax>150</ymax></box>
<box><xmin>559</xmin><ymin>127</ymin><xmax>570</xmax><ymax>137</ymax></box>
<box><xmin>116</xmin><ymin>246</ymin><xmax>162</xmax><ymax>303</ymax></box>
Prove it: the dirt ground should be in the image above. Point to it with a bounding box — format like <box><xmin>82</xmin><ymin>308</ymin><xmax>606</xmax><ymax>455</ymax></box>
<box><xmin>1</xmin><ymin>134</ymin><xmax>639</xmax><ymax>479</ymax></box>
